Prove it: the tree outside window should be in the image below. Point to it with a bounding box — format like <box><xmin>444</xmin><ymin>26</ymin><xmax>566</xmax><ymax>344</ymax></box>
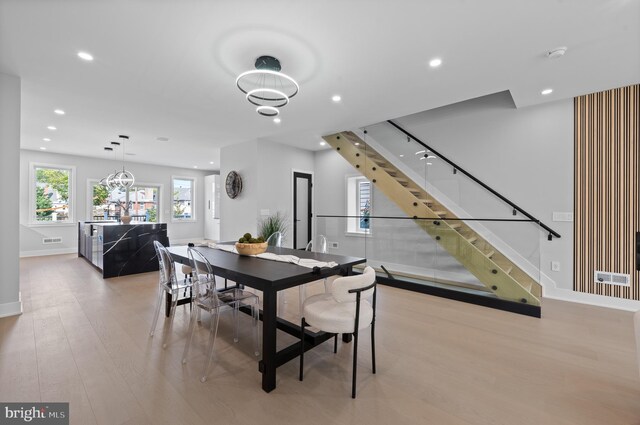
<box><xmin>33</xmin><ymin>166</ymin><xmax>72</xmax><ymax>222</ymax></box>
<box><xmin>172</xmin><ymin>177</ymin><xmax>194</xmax><ymax>221</ymax></box>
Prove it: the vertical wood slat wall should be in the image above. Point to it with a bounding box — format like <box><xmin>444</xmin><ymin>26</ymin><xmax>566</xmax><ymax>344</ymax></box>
<box><xmin>574</xmin><ymin>84</ymin><xmax>639</xmax><ymax>299</ymax></box>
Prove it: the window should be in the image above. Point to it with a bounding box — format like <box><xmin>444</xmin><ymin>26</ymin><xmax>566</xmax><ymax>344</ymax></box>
<box><xmin>346</xmin><ymin>176</ymin><xmax>371</xmax><ymax>234</ymax></box>
<box><xmin>172</xmin><ymin>177</ymin><xmax>195</xmax><ymax>221</ymax></box>
<box><xmin>30</xmin><ymin>163</ymin><xmax>74</xmax><ymax>224</ymax></box>
<box><xmin>89</xmin><ymin>182</ymin><xmax>160</xmax><ymax>222</ymax></box>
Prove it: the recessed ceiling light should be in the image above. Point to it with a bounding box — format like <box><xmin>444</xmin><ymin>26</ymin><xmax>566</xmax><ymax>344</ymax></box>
<box><xmin>77</xmin><ymin>51</ymin><xmax>94</xmax><ymax>61</ymax></box>
<box><xmin>332</xmin><ymin>95</ymin><xmax>341</xmax><ymax>102</ymax></box>
<box><xmin>547</xmin><ymin>47</ymin><xmax>567</xmax><ymax>59</ymax></box>
<box><xmin>354</xmin><ymin>142</ymin><xmax>360</xmax><ymax>146</ymax></box>
<box><xmin>193</xmin><ymin>165</ymin><xmax>198</xmax><ymax>169</ymax></box>
<box><xmin>426</xmin><ymin>162</ymin><xmax>433</xmax><ymax>165</ymax></box>
<box><xmin>43</xmin><ymin>138</ymin><xmax>51</xmax><ymax>142</ymax></box>
<box><xmin>47</xmin><ymin>126</ymin><xmax>56</xmax><ymax>130</ymax></box>
<box><xmin>319</xmin><ymin>141</ymin><xmax>327</xmax><ymax>146</ymax></box>
<box><xmin>399</xmin><ymin>154</ymin><xmax>404</xmax><ymax>157</ymax></box>
<box><xmin>54</xmin><ymin>109</ymin><xmax>65</xmax><ymax>115</ymax></box>
<box><xmin>209</xmin><ymin>161</ymin><xmax>214</xmax><ymax>165</ymax></box>
<box><xmin>429</xmin><ymin>58</ymin><xmax>442</xmax><ymax>68</ymax></box>
<box><xmin>273</xmin><ymin>117</ymin><xmax>281</xmax><ymax>124</ymax></box>
<box><xmin>415</xmin><ymin>150</ymin><xmax>425</xmax><ymax>155</ymax></box>
<box><xmin>40</xmin><ymin>147</ymin><xmax>46</xmax><ymax>150</ymax></box>
<box><xmin>541</xmin><ymin>88</ymin><xmax>553</xmax><ymax>95</ymax></box>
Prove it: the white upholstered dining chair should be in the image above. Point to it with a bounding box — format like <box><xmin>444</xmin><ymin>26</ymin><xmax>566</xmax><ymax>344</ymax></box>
<box><xmin>299</xmin><ymin>266</ymin><xmax>377</xmax><ymax>398</ymax></box>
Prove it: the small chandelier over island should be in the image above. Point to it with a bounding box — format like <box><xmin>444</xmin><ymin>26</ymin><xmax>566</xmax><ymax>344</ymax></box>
<box><xmin>100</xmin><ymin>135</ymin><xmax>136</xmax><ymax>223</ymax></box>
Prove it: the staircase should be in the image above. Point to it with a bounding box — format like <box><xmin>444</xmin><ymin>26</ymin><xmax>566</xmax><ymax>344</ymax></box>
<box><xmin>323</xmin><ymin>131</ymin><xmax>542</xmax><ymax>306</ymax></box>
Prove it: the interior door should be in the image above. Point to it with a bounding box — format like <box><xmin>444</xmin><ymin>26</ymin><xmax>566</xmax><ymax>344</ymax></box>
<box><xmin>204</xmin><ymin>174</ymin><xmax>220</xmax><ymax>240</ymax></box>
<box><xmin>293</xmin><ymin>172</ymin><xmax>312</xmax><ymax>249</ymax></box>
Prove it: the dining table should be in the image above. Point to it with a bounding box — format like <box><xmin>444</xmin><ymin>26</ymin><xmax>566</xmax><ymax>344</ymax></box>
<box><xmin>166</xmin><ymin>244</ymin><xmax>366</xmax><ymax>393</ymax></box>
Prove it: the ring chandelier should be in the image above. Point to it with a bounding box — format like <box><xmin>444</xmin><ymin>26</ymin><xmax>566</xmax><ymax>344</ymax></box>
<box><xmin>236</xmin><ymin>56</ymin><xmax>299</xmax><ymax>117</ymax></box>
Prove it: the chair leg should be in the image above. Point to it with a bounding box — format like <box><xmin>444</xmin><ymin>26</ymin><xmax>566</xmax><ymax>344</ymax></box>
<box><xmin>149</xmin><ymin>286</ymin><xmax>165</xmax><ymax>337</ymax></box>
<box><xmin>232</xmin><ymin>302</ymin><xmax>239</xmax><ymax>343</ymax></box>
<box><xmin>252</xmin><ymin>302</ymin><xmax>260</xmax><ymax>356</ymax></box>
<box><xmin>162</xmin><ymin>290</ymin><xmax>179</xmax><ymax>349</ymax></box>
<box><xmin>182</xmin><ymin>305</ymin><xmax>199</xmax><ymax>364</ymax></box>
<box><xmin>352</xmin><ymin>330</ymin><xmax>359</xmax><ymax>399</ymax></box>
<box><xmin>201</xmin><ymin>309</ymin><xmax>220</xmax><ymax>383</ymax></box>
<box><xmin>371</xmin><ymin>322</ymin><xmax>376</xmax><ymax>374</ymax></box>
<box><xmin>334</xmin><ymin>334</ymin><xmax>338</xmax><ymax>354</ymax></box>
<box><xmin>299</xmin><ymin>317</ymin><xmax>306</xmax><ymax>381</ymax></box>
<box><xmin>298</xmin><ymin>285</ymin><xmax>306</xmax><ymax>318</ymax></box>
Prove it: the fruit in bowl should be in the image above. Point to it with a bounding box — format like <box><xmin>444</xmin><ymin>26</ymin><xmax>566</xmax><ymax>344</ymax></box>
<box><xmin>235</xmin><ymin>233</ymin><xmax>267</xmax><ymax>256</ymax></box>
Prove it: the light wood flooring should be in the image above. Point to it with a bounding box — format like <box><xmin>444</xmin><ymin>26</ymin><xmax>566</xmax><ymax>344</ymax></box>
<box><xmin>1</xmin><ymin>254</ymin><xmax>639</xmax><ymax>425</ymax></box>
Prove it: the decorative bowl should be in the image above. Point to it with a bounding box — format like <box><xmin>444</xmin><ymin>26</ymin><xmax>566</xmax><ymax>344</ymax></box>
<box><xmin>235</xmin><ymin>242</ymin><xmax>268</xmax><ymax>256</ymax></box>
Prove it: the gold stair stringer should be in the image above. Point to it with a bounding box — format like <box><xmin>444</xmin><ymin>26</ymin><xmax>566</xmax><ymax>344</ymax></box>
<box><xmin>323</xmin><ymin>131</ymin><xmax>541</xmax><ymax>306</ymax></box>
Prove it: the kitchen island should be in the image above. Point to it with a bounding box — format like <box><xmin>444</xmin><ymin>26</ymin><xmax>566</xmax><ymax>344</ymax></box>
<box><xmin>78</xmin><ymin>221</ymin><xmax>169</xmax><ymax>278</ymax></box>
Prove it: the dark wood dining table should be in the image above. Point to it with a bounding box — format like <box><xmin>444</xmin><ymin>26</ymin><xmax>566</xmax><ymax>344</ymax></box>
<box><xmin>166</xmin><ymin>244</ymin><xmax>366</xmax><ymax>393</ymax></box>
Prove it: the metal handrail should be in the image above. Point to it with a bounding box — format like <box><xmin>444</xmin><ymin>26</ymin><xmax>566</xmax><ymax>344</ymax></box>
<box><xmin>386</xmin><ymin>120</ymin><xmax>561</xmax><ymax>240</ymax></box>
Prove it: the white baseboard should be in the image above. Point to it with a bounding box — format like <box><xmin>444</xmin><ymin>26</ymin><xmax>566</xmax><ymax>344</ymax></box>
<box><xmin>0</xmin><ymin>300</ymin><xmax>22</xmax><ymax>318</ymax></box>
<box><xmin>543</xmin><ymin>286</ymin><xmax>640</xmax><ymax>311</ymax></box>
<box><xmin>20</xmin><ymin>247</ymin><xmax>77</xmax><ymax>257</ymax></box>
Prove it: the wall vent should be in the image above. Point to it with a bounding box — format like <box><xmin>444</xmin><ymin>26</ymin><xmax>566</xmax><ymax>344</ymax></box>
<box><xmin>594</xmin><ymin>270</ymin><xmax>631</xmax><ymax>287</ymax></box>
<box><xmin>42</xmin><ymin>237</ymin><xmax>62</xmax><ymax>245</ymax></box>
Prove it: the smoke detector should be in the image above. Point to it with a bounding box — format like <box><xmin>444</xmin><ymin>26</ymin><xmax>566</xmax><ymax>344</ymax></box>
<box><xmin>547</xmin><ymin>47</ymin><xmax>567</xmax><ymax>59</ymax></box>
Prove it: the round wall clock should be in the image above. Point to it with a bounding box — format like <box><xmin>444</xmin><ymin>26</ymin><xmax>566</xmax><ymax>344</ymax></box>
<box><xmin>225</xmin><ymin>171</ymin><xmax>243</xmax><ymax>199</ymax></box>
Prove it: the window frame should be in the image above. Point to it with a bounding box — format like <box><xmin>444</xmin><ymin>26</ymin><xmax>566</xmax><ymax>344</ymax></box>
<box><xmin>29</xmin><ymin>162</ymin><xmax>76</xmax><ymax>227</ymax></box>
<box><xmin>345</xmin><ymin>175</ymin><xmax>372</xmax><ymax>236</ymax></box>
<box><xmin>171</xmin><ymin>176</ymin><xmax>196</xmax><ymax>222</ymax></box>
<box><xmin>86</xmin><ymin>179</ymin><xmax>163</xmax><ymax>223</ymax></box>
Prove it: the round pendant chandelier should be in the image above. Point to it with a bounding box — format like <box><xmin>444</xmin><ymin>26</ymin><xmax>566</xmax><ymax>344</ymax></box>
<box><xmin>236</xmin><ymin>56</ymin><xmax>299</xmax><ymax>117</ymax></box>
<box><xmin>101</xmin><ymin>135</ymin><xmax>135</xmax><ymax>190</ymax></box>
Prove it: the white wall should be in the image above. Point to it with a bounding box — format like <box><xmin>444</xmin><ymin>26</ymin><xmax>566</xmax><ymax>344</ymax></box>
<box><xmin>19</xmin><ymin>149</ymin><xmax>209</xmax><ymax>256</ymax></box>
<box><xmin>390</xmin><ymin>93</ymin><xmax>574</xmax><ymax>289</ymax></box>
<box><xmin>220</xmin><ymin>140</ymin><xmax>259</xmax><ymax>242</ymax></box>
<box><xmin>220</xmin><ymin>139</ymin><xmax>315</xmax><ymax>248</ymax></box>
<box><xmin>0</xmin><ymin>73</ymin><xmax>22</xmax><ymax>317</ymax></box>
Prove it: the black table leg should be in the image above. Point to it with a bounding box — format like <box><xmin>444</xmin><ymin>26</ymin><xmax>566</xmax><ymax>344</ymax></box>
<box><xmin>260</xmin><ymin>288</ymin><xmax>278</xmax><ymax>392</ymax></box>
<box><xmin>342</xmin><ymin>333</ymin><xmax>353</xmax><ymax>343</ymax></box>
<box><xmin>165</xmin><ymin>293</ymin><xmax>171</xmax><ymax>317</ymax></box>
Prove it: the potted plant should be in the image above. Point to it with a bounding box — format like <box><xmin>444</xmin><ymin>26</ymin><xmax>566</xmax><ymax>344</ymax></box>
<box><xmin>258</xmin><ymin>212</ymin><xmax>288</xmax><ymax>243</ymax></box>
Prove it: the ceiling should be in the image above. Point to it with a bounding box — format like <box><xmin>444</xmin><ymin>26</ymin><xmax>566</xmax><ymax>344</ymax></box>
<box><xmin>1</xmin><ymin>0</ymin><xmax>638</xmax><ymax>171</ymax></box>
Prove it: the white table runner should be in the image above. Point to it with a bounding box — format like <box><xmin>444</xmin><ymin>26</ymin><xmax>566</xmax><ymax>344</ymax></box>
<box><xmin>208</xmin><ymin>243</ymin><xmax>338</xmax><ymax>269</ymax></box>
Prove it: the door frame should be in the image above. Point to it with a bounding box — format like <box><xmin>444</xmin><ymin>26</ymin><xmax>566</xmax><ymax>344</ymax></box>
<box><xmin>292</xmin><ymin>170</ymin><xmax>313</xmax><ymax>250</ymax></box>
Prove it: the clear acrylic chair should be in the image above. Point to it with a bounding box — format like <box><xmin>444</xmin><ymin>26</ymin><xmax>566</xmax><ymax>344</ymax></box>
<box><xmin>265</xmin><ymin>232</ymin><xmax>288</xmax><ymax>310</ymax></box>
<box><xmin>182</xmin><ymin>247</ymin><xmax>260</xmax><ymax>382</ymax></box>
<box><xmin>149</xmin><ymin>240</ymin><xmax>192</xmax><ymax>348</ymax></box>
<box><xmin>299</xmin><ymin>235</ymin><xmax>336</xmax><ymax>313</ymax></box>
<box><xmin>265</xmin><ymin>231</ymin><xmax>283</xmax><ymax>247</ymax></box>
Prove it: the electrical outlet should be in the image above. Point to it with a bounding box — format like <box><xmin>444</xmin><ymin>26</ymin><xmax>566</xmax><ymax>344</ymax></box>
<box><xmin>552</xmin><ymin>212</ymin><xmax>573</xmax><ymax>222</ymax></box>
<box><xmin>551</xmin><ymin>261</ymin><xmax>560</xmax><ymax>272</ymax></box>
<box><xmin>330</xmin><ymin>241</ymin><xmax>339</xmax><ymax>249</ymax></box>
